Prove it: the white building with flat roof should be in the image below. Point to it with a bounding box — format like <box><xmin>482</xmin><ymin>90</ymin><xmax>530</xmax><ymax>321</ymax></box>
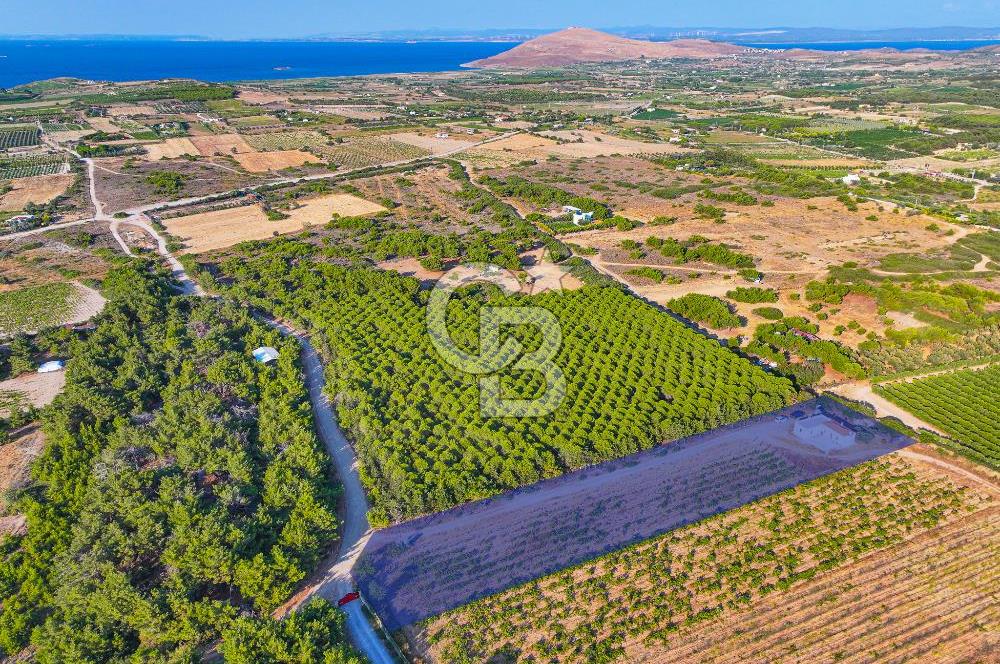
<box><xmin>793</xmin><ymin>413</ymin><xmax>856</xmax><ymax>452</ymax></box>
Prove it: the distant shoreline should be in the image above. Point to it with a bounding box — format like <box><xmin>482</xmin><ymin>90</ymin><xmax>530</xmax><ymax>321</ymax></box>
<box><xmin>1</xmin><ymin>37</ymin><xmax>997</xmax><ymax>88</ymax></box>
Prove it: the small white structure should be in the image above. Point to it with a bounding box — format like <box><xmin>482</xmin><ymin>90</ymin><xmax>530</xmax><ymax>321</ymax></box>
<box><xmin>435</xmin><ymin>132</ymin><xmax>450</xmax><ymax>139</ymax></box>
<box><xmin>562</xmin><ymin>205</ymin><xmax>582</xmax><ymax>214</ymax></box>
<box><xmin>842</xmin><ymin>174</ymin><xmax>862</xmax><ymax>186</ymax></box>
<box><xmin>37</xmin><ymin>360</ymin><xmax>65</xmax><ymax>374</ymax></box>
<box><xmin>793</xmin><ymin>414</ymin><xmax>856</xmax><ymax>452</ymax></box>
<box><xmin>572</xmin><ymin>211</ymin><xmax>594</xmax><ymax>225</ymax></box>
<box><xmin>252</xmin><ymin>347</ymin><xmax>280</xmax><ymax>364</ymax></box>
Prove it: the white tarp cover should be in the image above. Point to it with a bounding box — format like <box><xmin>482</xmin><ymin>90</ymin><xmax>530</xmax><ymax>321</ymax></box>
<box><xmin>252</xmin><ymin>347</ymin><xmax>280</xmax><ymax>364</ymax></box>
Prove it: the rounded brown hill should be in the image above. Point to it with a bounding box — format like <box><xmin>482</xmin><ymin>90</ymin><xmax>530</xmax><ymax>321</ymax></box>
<box><xmin>464</xmin><ymin>27</ymin><xmax>745</xmax><ymax>68</ymax></box>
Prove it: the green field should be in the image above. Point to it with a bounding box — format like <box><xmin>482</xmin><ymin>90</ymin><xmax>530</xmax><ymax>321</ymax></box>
<box><xmin>220</xmin><ymin>240</ymin><xmax>796</xmax><ymax>524</ymax></box>
<box><xmin>0</xmin><ymin>282</ymin><xmax>76</xmax><ymax>336</ymax></box>
<box><xmin>877</xmin><ymin>365</ymin><xmax>1000</xmax><ymax>469</ymax></box>
<box><xmin>632</xmin><ymin>108</ymin><xmax>679</xmax><ymax>120</ymax></box>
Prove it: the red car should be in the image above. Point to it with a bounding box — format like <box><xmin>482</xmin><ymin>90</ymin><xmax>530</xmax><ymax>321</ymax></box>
<box><xmin>337</xmin><ymin>591</ymin><xmax>360</xmax><ymax>607</ymax></box>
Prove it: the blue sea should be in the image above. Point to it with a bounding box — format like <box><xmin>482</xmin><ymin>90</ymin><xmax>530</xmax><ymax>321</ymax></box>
<box><xmin>1</xmin><ymin>39</ymin><xmax>998</xmax><ymax>88</ymax></box>
<box><xmin>0</xmin><ymin>39</ymin><xmax>518</xmax><ymax>88</ymax></box>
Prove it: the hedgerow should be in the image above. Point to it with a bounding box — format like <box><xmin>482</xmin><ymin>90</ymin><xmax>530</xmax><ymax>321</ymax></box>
<box><xmin>667</xmin><ymin>293</ymin><xmax>743</xmax><ymax>329</ymax></box>
<box><xmin>726</xmin><ymin>286</ymin><xmax>778</xmax><ymax>304</ymax></box>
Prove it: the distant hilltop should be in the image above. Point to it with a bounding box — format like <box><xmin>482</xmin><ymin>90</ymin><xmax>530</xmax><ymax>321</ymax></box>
<box><xmin>463</xmin><ymin>27</ymin><xmax>745</xmax><ymax>68</ymax></box>
<box><xmin>464</xmin><ymin>27</ymin><xmax>1000</xmax><ymax>69</ymax></box>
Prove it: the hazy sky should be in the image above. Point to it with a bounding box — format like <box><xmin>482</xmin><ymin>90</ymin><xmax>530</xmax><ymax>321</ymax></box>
<box><xmin>2</xmin><ymin>0</ymin><xmax>999</xmax><ymax>38</ymax></box>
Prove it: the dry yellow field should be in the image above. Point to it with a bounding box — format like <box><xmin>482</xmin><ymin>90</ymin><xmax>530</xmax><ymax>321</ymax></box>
<box><xmin>166</xmin><ymin>193</ymin><xmax>386</xmax><ymax>253</ymax></box>
<box><xmin>0</xmin><ymin>174</ymin><xmax>74</xmax><ymax>212</ymax></box>
<box><xmin>234</xmin><ymin>150</ymin><xmax>317</xmax><ymax>172</ymax></box>
<box><xmin>107</xmin><ymin>104</ymin><xmax>155</xmax><ymax>116</ymax></box>
<box><xmin>189</xmin><ymin>133</ymin><xmax>255</xmax><ymax>156</ymax></box>
<box><xmin>144</xmin><ymin>137</ymin><xmax>199</xmax><ymax>160</ymax></box>
<box><xmin>83</xmin><ymin>116</ymin><xmax>122</xmax><ymax>133</ymax></box>
<box><xmin>474</xmin><ymin>129</ymin><xmax>689</xmax><ymax>160</ymax></box>
<box><xmin>236</xmin><ymin>90</ymin><xmax>288</xmax><ymax>105</ymax></box>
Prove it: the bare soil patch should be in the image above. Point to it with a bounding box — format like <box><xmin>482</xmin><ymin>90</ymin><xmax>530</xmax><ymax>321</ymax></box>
<box><xmin>0</xmin><ymin>174</ymin><xmax>74</xmax><ymax>212</ymax></box>
<box><xmin>189</xmin><ymin>133</ymin><xmax>255</xmax><ymax>156</ymax></box>
<box><xmin>236</xmin><ymin>89</ymin><xmax>288</xmax><ymax>105</ymax></box>
<box><xmin>0</xmin><ymin>222</ymin><xmax>119</xmax><ymax>288</ymax></box>
<box><xmin>564</xmin><ymin>197</ymin><xmax>959</xmax><ymax>343</ymax></box>
<box><xmin>233</xmin><ymin>150</ymin><xmax>317</xmax><ymax>172</ymax></box>
<box><xmin>0</xmin><ymin>426</ymin><xmax>44</xmax><ymax>504</ymax></box>
<box><xmin>84</xmin><ymin>117</ymin><xmax>123</xmax><ymax>133</ymax></box>
<box><xmin>166</xmin><ymin>193</ymin><xmax>386</xmax><ymax>253</ymax></box>
<box><xmin>0</xmin><ymin>371</ymin><xmax>65</xmax><ymax>414</ymax></box>
<box><xmin>108</xmin><ymin>104</ymin><xmax>155</xmax><ymax>116</ymax></box>
<box><xmin>540</xmin><ymin>129</ymin><xmax>692</xmax><ymax>158</ymax></box>
<box><xmin>377</xmin><ymin>257</ymin><xmax>445</xmax><ymax>283</ymax></box>
<box><xmin>350</xmin><ymin>164</ymin><xmax>499</xmax><ymax>233</ymax></box>
<box><xmin>93</xmin><ymin>157</ymin><xmax>261</xmax><ymax>212</ymax></box>
<box><xmin>388</xmin><ymin>131</ymin><xmax>478</xmax><ymax>154</ymax></box>
<box><xmin>143</xmin><ymin>137</ymin><xmax>199</xmax><ymax>160</ymax></box>
<box><xmin>475</xmin><ymin>130</ymin><xmax>689</xmax><ymax>160</ymax></box>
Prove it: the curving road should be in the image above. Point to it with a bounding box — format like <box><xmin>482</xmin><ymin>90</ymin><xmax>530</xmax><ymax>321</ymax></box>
<box><xmin>12</xmin><ymin>124</ymin><xmax>516</xmax><ymax>662</ymax></box>
<box><xmin>279</xmin><ymin>327</ymin><xmax>396</xmax><ymax>664</ymax></box>
<box><xmin>72</xmin><ymin>146</ymin><xmax>396</xmax><ymax>661</ymax></box>
<box><xmin>126</xmin><ymin>222</ymin><xmax>395</xmax><ymax>663</ymax></box>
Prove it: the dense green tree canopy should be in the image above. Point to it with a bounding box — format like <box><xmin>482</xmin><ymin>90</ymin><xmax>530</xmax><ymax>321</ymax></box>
<box><xmin>218</xmin><ymin>239</ymin><xmax>796</xmax><ymax>525</ymax></box>
<box><xmin>0</xmin><ymin>262</ymin><xmax>355</xmax><ymax>662</ymax></box>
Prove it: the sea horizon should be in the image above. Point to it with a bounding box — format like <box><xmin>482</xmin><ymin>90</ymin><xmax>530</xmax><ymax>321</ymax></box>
<box><xmin>1</xmin><ymin>38</ymin><xmax>998</xmax><ymax>88</ymax></box>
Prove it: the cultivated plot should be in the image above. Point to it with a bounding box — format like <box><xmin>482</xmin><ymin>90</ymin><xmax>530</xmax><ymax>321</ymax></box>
<box><xmin>353</xmin><ymin>397</ymin><xmax>912</xmax><ymax>629</ymax></box>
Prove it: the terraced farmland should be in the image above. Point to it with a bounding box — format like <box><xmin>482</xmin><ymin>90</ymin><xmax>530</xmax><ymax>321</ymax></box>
<box><xmin>0</xmin><ymin>127</ymin><xmax>40</xmax><ymax>150</ymax></box>
<box><xmin>418</xmin><ymin>455</ymin><xmax>995</xmax><ymax>663</ymax></box>
<box><xmin>877</xmin><ymin>365</ymin><xmax>1000</xmax><ymax>470</ymax></box>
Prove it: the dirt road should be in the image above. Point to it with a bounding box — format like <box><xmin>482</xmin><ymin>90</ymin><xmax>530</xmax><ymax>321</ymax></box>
<box><xmin>68</xmin><ymin>142</ymin><xmax>396</xmax><ymax>662</ymax></box>
<box><xmin>130</xmin><ymin>217</ymin><xmax>394</xmax><ymax>662</ymax></box>
<box><xmin>826</xmin><ymin>381</ymin><xmax>946</xmax><ymax>435</ymax></box>
<box><xmin>279</xmin><ymin>328</ymin><xmax>396</xmax><ymax>664</ymax></box>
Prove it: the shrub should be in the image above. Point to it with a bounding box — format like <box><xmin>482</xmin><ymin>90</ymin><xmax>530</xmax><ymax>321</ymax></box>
<box><xmin>753</xmin><ymin>306</ymin><xmax>784</xmax><ymax>320</ymax></box>
<box><xmin>726</xmin><ymin>287</ymin><xmax>778</xmax><ymax>304</ymax></box>
<box><xmin>668</xmin><ymin>294</ymin><xmax>743</xmax><ymax>329</ymax></box>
